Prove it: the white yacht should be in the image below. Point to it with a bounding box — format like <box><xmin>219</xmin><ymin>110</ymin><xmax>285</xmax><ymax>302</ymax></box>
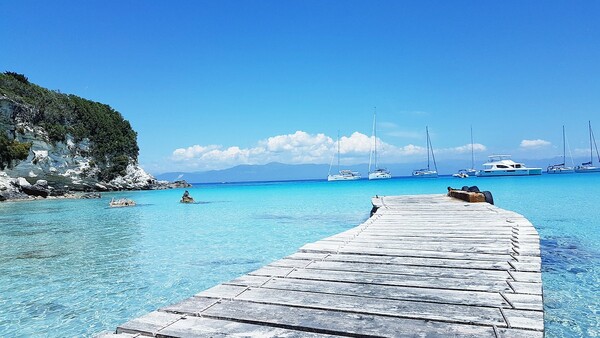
<box><xmin>452</xmin><ymin>169</ymin><xmax>469</xmax><ymax>178</ymax></box>
<box><xmin>328</xmin><ymin>132</ymin><xmax>361</xmax><ymax>181</ymax></box>
<box><xmin>368</xmin><ymin>108</ymin><xmax>391</xmax><ymax>180</ymax></box>
<box><xmin>477</xmin><ymin>155</ymin><xmax>542</xmax><ymax>177</ymax></box>
<box><xmin>575</xmin><ymin>121</ymin><xmax>600</xmax><ymax>173</ymax></box>
<box><xmin>412</xmin><ymin>126</ymin><xmax>438</xmax><ymax>178</ymax></box>
<box><xmin>328</xmin><ymin>169</ymin><xmax>361</xmax><ymax>181</ymax></box>
<box><xmin>547</xmin><ymin>125</ymin><xmax>575</xmax><ymax>174</ymax></box>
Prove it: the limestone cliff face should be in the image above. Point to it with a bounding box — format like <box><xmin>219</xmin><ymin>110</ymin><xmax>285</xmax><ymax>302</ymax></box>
<box><xmin>0</xmin><ymin>74</ymin><xmax>171</xmax><ymax>200</ymax></box>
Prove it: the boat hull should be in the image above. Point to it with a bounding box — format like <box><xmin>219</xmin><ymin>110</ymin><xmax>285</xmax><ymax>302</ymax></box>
<box><xmin>477</xmin><ymin>168</ymin><xmax>542</xmax><ymax>177</ymax></box>
<box><xmin>328</xmin><ymin>175</ymin><xmax>361</xmax><ymax>181</ymax></box>
<box><xmin>368</xmin><ymin>171</ymin><xmax>392</xmax><ymax>180</ymax></box>
<box><xmin>412</xmin><ymin>171</ymin><xmax>438</xmax><ymax>178</ymax></box>
<box><xmin>575</xmin><ymin>166</ymin><xmax>600</xmax><ymax>173</ymax></box>
<box><xmin>327</xmin><ymin>169</ymin><xmax>361</xmax><ymax>181</ymax></box>
<box><xmin>547</xmin><ymin>167</ymin><xmax>575</xmax><ymax>174</ymax></box>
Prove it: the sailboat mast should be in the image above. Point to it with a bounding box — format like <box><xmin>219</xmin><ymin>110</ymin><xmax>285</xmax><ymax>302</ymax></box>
<box><xmin>589</xmin><ymin>121</ymin><xmax>593</xmax><ymax>164</ymax></box>
<box><xmin>337</xmin><ymin>131</ymin><xmax>341</xmax><ymax>172</ymax></box>
<box><xmin>562</xmin><ymin>125</ymin><xmax>566</xmax><ymax>164</ymax></box>
<box><xmin>429</xmin><ymin>127</ymin><xmax>438</xmax><ymax>172</ymax></box>
<box><xmin>426</xmin><ymin>126</ymin><xmax>430</xmax><ymax>170</ymax></box>
<box><xmin>369</xmin><ymin>109</ymin><xmax>376</xmax><ymax>173</ymax></box>
<box><xmin>374</xmin><ymin>108</ymin><xmax>378</xmax><ymax>169</ymax></box>
<box><xmin>591</xmin><ymin>121</ymin><xmax>600</xmax><ymax>164</ymax></box>
<box><xmin>470</xmin><ymin>125</ymin><xmax>474</xmax><ymax>170</ymax></box>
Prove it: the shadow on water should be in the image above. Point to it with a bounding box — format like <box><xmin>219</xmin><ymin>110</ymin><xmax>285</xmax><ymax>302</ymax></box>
<box><xmin>541</xmin><ymin>236</ymin><xmax>600</xmax><ymax>274</ymax></box>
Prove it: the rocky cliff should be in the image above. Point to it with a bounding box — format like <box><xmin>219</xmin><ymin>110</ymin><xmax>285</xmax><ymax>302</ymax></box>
<box><xmin>0</xmin><ymin>72</ymin><xmax>187</xmax><ymax>201</ymax></box>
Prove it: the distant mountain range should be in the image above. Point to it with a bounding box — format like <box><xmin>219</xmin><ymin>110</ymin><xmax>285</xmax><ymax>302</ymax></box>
<box><xmin>155</xmin><ymin>157</ymin><xmax>590</xmax><ymax>183</ymax></box>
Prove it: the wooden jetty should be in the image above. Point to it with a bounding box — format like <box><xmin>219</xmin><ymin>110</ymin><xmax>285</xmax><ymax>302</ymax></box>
<box><xmin>104</xmin><ymin>194</ymin><xmax>543</xmax><ymax>337</ymax></box>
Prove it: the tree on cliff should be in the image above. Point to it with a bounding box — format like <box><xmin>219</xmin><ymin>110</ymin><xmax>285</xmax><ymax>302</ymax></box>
<box><xmin>0</xmin><ymin>71</ymin><xmax>139</xmax><ymax>180</ymax></box>
<box><xmin>0</xmin><ymin>131</ymin><xmax>31</xmax><ymax>170</ymax></box>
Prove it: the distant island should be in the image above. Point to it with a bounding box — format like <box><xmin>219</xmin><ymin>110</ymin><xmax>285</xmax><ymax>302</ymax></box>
<box><xmin>156</xmin><ymin>158</ymin><xmax>582</xmax><ymax>184</ymax></box>
<box><xmin>0</xmin><ymin>72</ymin><xmax>187</xmax><ymax>201</ymax></box>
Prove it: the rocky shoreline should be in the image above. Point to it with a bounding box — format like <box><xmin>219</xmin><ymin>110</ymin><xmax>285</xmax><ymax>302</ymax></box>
<box><xmin>0</xmin><ymin>170</ymin><xmax>192</xmax><ymax>202</ymax></box>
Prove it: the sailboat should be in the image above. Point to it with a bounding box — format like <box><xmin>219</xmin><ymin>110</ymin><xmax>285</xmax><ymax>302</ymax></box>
<box><xmin>412</xmin><ymin>126</ymin><xmax>438</xmax><ymax>178</ymax></box>
<box><xmin>547</xmin><ymin>125</ymin><xmax>575</xmax><ymax>174</ymax></box>
<box><xmin>368</xmin><ymin>108</ymin><xmax>391</xmax><ymax>180</ymax></box>
<box><xmin>328</xmin><ymin>132</ymin><xmax>361</xmax><ymax>181</ymax></box>
<box><xmin>575</xmin><ymin>121</ymin><xmax>600</xmax><ymax>173</ymax></box>
<box><xmin>453</xmin><ymin>126</ymin><xmax>478</xmax><ymax>178</ymax></box>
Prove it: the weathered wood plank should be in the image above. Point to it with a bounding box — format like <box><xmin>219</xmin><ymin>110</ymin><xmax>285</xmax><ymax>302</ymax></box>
<box><xmin>200</xmin><ymin>299</ymin><xmax>498</xmax><ymax>337</ymax></box>
<box><xmin>249</xmin><ymin>266</ymin><xmax>514</xmax><ymax>293</ymax></box>
<box><xmin>257</xmin><ymin>277</ymin><xmax>511</xmax><ymax>308</ymax></box>
<box><xmin>272</xmin><ymin>259</ymin><xmax>513</xmax><ymax>281</ymax></box>
<box><xmin>231</xmin><ymin>287</ymin><xmax>507</xmax><ymax>326</ymax></box>
<box><xmin>116</xmin><ymin>311</ymin><xmax>182</xmax><ymax>335</ymax></box>
<box><xmin>300</xmin><ymin>242</ymin><xmax>514</xmax><ymax>261</ymax></box>
<box><xmin>158</xmin><ymin>315</ymin><xmax>338</xmax><ymax>337</ymax></box>
<box><xmin>286</xmin><ymin>251</ymin><xmax>514</xmax><ymax>270</ymax></box>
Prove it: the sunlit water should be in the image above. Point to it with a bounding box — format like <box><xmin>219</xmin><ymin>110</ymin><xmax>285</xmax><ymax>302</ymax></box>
<box><xmin>0</xmin><ymin>174</ymin><xmax>598</xmax><ymax>337</ymax></box>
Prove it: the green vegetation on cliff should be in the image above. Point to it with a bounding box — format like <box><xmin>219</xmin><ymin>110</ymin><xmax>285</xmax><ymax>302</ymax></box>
<box><xmin>0</xmin><ymin>72</ymin><xmax>139</xmax><ymax>180</ymax></box>
<box><xmin>0</xmin><ymin>132</ymin><xmax>32</xmax><ymax>170</ymax></box>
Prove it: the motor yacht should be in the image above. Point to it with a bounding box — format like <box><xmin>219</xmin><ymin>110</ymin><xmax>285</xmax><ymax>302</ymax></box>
<box><xmin>477</xmin><ymin>155</ymin><xmax>542</xmax><ymax>177</ymax></box>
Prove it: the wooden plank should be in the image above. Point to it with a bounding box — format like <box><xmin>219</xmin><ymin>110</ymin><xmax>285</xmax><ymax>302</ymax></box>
<box><xmin>256</xmin><ymin>277</ymin><xmax>511</xmax><ymax>308</ymax></box>
<box><xmin>231</xmin><ymin>287</ymin><xmax>507</xmax><ymax>327</ymax></box>
<box><xmin>286</xmin><ymin>251</ymin><xmax>514</xmax><ymax>270</ymax></box>
<box><xmin>249</xmin><ymin>266</ymin><xmax>514</xmax><ymax>293</ymax></box>
<box><xmin>300</xmin><ymin>242</ymin><xmax>514</xmax><ymax>261</ymax></box>
<box><xmin>158</xmin><ymin>315</ymin><xmax>337</xmax><ymax>337</ymax></box>
<box><xmin>273</xmin><ymin>259</ymin><xmax>513</xmax><ymax>281</ymax></box>
<box><xmin>200</xmin><ymin>299</ymin><xmax>498</xmax><ymax>337</ymax></box>
<box><xmin>116</xmin><ymin>311</ymin><xmax>182</xmax><ymax>335</ymax></box>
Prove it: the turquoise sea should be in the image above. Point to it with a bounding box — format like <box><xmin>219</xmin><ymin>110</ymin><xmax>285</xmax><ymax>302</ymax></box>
<box><xmin>1</xmin><ymin>174</ymin><xmax>599</xmax><ymax>337</ymax></box>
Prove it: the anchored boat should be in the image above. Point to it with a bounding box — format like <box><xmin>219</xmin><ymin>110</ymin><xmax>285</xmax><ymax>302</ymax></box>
<box><xmin>477</xmin><ymin>155</ymin><xmax>542</xmax><ymax>177</ymax></box>
<box><xmin>368</xmin><ymin>108</ymin><xmax>391</xmax><ymax>180</ymax></box>
<box><xmin>412</xmin><ymin>126</ymin><xmax>438</xmax><ymax>178</ymax></box>
<box><xmin>328</xmin><ymin>132</ymin><xmax>361</xmax><ymax>181</ymax></box>
<box><xmin>575</xmin><ymin>121</ymin><xmax>600</xmax><ymax>173</ymax></box>
<box><xmin>454</xmin><ymin>126</ymin><xmax>478</xmax><ymax>177</ymax></box>
<box><xmin>547</xmin><ymin>125</ymin><xmax>575</xmax><ymax>174</ymax></box>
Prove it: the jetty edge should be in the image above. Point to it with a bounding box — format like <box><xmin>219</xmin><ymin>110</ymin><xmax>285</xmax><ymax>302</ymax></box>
<box><xmin>99</xmin><ymin>194</ymin><xmax>543</xmax><ymax>337</ymax></box>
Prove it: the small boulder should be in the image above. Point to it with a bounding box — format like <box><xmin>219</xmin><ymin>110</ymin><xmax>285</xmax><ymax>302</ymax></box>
<box><xmin>18</xmin><ymin>177</ymin><xmax>31</xmax><ymax>187</ymax></box>
<box><xmin>35</xmin><ymin>179</ymin><xmax>48</xmax><ymax>187</ymax></box>
<box><xmin>21</xmin><ymin>184</ymin><xmax>49</xmax><ymax>198</ymax></box>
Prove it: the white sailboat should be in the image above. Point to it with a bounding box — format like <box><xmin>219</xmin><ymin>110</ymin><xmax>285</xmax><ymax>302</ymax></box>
<box><xmin>412</xmin><ymin>126</ymin><xmax>438</xmax><ymax>178</ymax></box>
<box><xmin>575</xmin><ymin>121</ymin><xmax>600</xmax><ymax>173</ymax></box>
<box><xmin>454</xmin><ymin>126</ymin><xmax>478</xmax><ymax>178</ymax></box>
<box><xmin>368</xmin><ymin>108</ymin><xmax>391</xmax><ymax>180</ymax></box>
<box><xmin>328</xmin><ymin>132</ymin><xmax>361</xmax><ymax>181</ymax></box>
<box><xmin>547</xmin><ymin>125</ymin><xmax>575</xmax><ymax>174</ymax></box>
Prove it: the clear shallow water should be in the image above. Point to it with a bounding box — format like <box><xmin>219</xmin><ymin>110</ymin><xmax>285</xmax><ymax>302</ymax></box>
<box><xmin>0</xmin><ymin>175</ymin><xmax>599</xmax><ymax>337</ymax></box>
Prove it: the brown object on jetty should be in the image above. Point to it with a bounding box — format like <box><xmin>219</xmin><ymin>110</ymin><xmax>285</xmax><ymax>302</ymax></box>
<box><xmin>447</xmin><ymin>187</ymin><xmax>486</xmax><ymax>203</ymax></box>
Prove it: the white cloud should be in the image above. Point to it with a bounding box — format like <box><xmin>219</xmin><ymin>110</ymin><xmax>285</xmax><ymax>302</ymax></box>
<box><xmin>444</xmin><ymin>143</ymin><xmax>487</xmax><ymax>154</ymax></box>
<box><xmin>171</xmin><ymin>131</ymin><xmax>338</xmax><ymax>171</ymax></box>
<box><xmin>340</xmin><ymin>132</ymin><xmax>372</xmax><ymax>154</ymax></box>
<box><xmin>167</xmin><ymin>130</ymin><xmax>491</xmax><ymax>171</ymax></box>
<box><xmin>263</xmin><ymin>131</ymin><xmax>332</xmax><ymax>155</ymax></box>
<box><xmin>520</xmin><ymin>139</ymin><xmax>551</xmax><ymax>149</ymax></box>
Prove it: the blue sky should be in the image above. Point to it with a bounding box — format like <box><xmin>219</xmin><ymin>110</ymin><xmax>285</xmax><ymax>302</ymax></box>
<box><xmin>2</xmin><ymin>1</ymin><xmax>600</xmax><ymax>174</ymax></box>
